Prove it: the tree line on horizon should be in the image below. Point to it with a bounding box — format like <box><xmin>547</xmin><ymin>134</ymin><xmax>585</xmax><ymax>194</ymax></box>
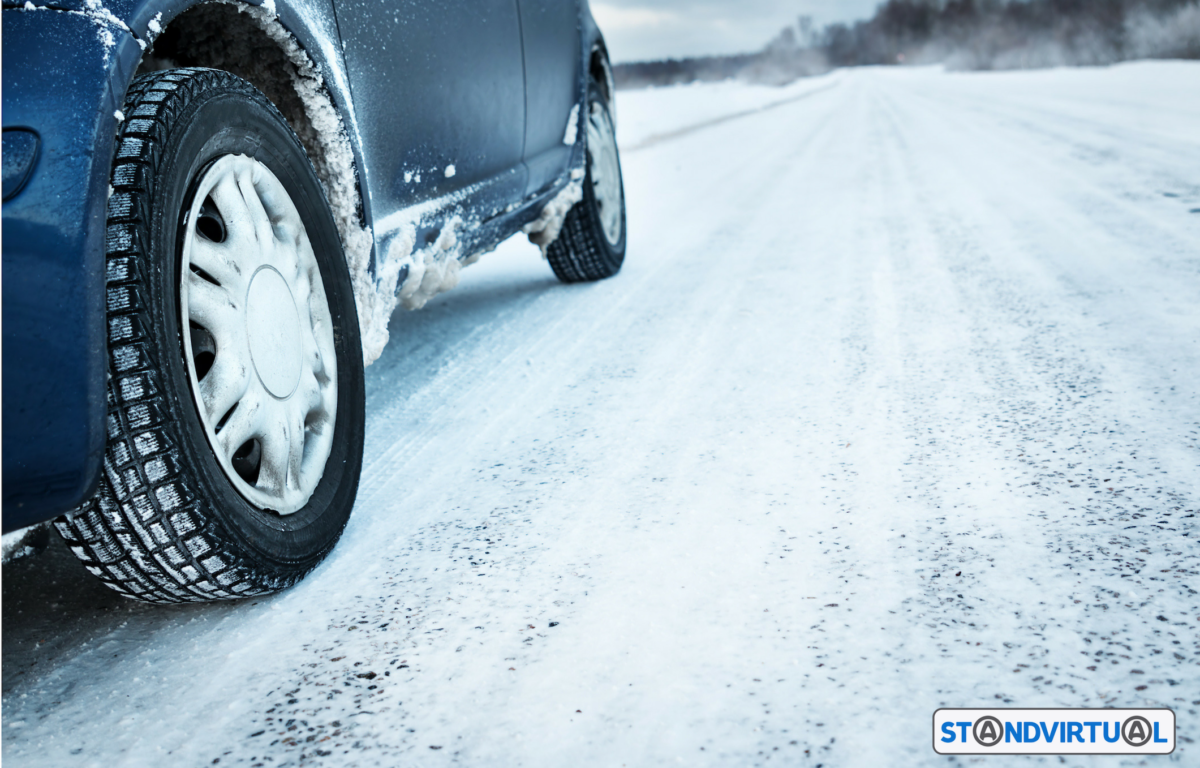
<box><xmin>613</xmin><ymin>0</ymin><xmax>1200</xmax><ymax>89</ymax></box>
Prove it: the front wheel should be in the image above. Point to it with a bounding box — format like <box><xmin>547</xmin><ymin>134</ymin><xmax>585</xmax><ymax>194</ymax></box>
<box><xmin>545</xmin><ymin>79</ymin><xmax>627</xmax><ymax>283</ymax></box>
<box><xmin>55</xmin><ymin>69</ymin><xmax>365</xmax><ymax>603</ymax></box>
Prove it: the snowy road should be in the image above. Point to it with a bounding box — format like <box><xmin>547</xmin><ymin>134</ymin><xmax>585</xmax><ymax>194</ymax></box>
<box><xmin>4</xmin><ymin>63</ymin><xmax>1199</xmax><ymax>767</ymax></box>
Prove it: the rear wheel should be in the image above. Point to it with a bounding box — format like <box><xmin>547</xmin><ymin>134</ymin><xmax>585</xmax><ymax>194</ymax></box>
<box><xmin>545</xmin><ymin>79</ymin><xmax>627</xmax><ymax>283</ymax></box>
<box><xmin>55</xmin><ymin>68</ymin><xmax>365</xmax><ymax>603</ymax></box>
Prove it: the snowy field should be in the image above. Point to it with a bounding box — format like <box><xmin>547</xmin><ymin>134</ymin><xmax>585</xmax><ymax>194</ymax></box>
<box><xmin>4</xmin><ymin>62</ymin><xmax>1199</xmax><ymax>767</ymax></box>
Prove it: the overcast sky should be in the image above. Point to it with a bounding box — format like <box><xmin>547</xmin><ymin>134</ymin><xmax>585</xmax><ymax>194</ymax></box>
<box><xmin>592</xmin><ymin>1</ymin><xmax>882</xmax><ymax>62</ymax></box>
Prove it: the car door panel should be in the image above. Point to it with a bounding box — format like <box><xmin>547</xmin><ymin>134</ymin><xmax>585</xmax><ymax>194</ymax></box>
<box><xmin>331</xmin><ymin>0</ymin><xmax>527</xmax><ymax>230</ymax></box>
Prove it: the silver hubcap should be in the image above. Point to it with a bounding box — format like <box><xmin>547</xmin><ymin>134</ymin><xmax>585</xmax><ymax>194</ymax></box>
<box><xmin>587</xmin><ymin>100</ymin><xmax>624</xmax><ymax>246</ymax></box>
<box><xmin>180</xmin><ymin>154</ymin><xmax>338</xmax><ymax>515</ymax></box>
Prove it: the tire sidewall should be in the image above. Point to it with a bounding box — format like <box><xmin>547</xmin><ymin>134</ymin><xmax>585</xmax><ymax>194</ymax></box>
<box><xmin>146</xmin><ymin>79</ymin><xmax>363</xmax><ymax>568</ymax></box>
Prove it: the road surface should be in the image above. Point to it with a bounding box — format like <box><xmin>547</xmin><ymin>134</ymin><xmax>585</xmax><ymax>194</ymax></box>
<box><xmin>4</xmin><ymin>63</ymin><xmax>1199</xmax><ymax>767</ymax></box>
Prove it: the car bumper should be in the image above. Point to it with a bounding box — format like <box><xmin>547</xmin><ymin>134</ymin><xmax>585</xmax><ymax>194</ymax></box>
<box><xmin>2</xmin><ymin>7</ymin><xmax>139</xmax><ymax>529</ymax></box>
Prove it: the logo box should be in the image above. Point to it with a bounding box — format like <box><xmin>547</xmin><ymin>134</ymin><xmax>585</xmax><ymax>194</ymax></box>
<box><xmin>933</xmin><ymin>708</ymin><xmax>1175</xmax><ymax>755</ymax></box>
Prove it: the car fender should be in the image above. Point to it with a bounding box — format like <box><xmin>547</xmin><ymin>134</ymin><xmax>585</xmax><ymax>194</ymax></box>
<box><xmin>570</xmin><ymin>3</ymin><xmax>614</xmax><ymax>179</ymax></box>
<box><xmin>2</xmin><ymin>6</ymin><xmax>135</xmax><ymax>529</ymax></box>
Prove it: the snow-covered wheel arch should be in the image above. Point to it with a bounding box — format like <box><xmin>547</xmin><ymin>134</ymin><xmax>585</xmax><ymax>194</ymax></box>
<box><xmin>138</xmin><ymin>1</ymin><xmax>383</xmax><ymax>362</ymax></box>
<box><xmin>590</xmin><ymin>43</ymin><xmax>617</xmax><ymax>123</ymax></box>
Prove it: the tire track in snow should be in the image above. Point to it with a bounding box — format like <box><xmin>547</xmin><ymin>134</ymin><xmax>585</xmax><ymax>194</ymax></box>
<box><xmin>621</xmin><ymin>77</ymin><xmax>843</xmax><ymax>153</ymax></box>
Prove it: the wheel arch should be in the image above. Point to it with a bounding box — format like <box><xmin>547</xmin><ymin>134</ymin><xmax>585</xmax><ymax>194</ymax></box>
<box><xmin>581</xmin><ymin>4</ymin><xmax>615</xmax><ymax>115</ymax></box>
<box><xmin>128</xmin><ymin>0</ymin><xmax>375</xmax><ymax>281</ymax></box>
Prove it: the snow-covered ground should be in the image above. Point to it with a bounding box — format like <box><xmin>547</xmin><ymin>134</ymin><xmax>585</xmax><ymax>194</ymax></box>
<box><xmin>614</xmin><ymin>70</ymin><xmax>844</xmax><ymax>149</ymax></box>
<box><xmin>4</xmin><ymin>62</ymin><xmax>1199</xmax><ymax>767</ymax></box>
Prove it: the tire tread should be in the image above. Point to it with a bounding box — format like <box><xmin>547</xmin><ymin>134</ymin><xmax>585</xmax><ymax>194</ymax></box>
<box><xmin>55</xmin><ymin>69</ymin><xmax>306</xmax><ymax>603</ymax></box>
<box><xmin>545</xmin><ymin>202</ymin><xmax>620</xmax><ymax>283</ymax></box>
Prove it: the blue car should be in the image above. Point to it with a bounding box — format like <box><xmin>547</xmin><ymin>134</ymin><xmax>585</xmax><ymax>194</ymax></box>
<box><xmin>2</xmin><ymin>0</ymin><xmax>626</xmax><ymax>601</ymax></box>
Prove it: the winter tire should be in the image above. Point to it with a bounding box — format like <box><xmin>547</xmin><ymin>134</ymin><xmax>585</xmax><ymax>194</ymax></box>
<box><xmin>54</xmin><ymin>68</ymin><xmax>365</xmax><ymax>603</ymax></box>
<box><xmin>545</xmin><ymin>77</ymin><xmax>627</xmax><ymax>282</ymax></box>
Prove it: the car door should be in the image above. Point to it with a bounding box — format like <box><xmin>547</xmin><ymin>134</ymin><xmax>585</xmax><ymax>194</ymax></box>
<box><xmin>331</xmin><ymin>0</ymin><xmax>527</xmax><ymax>232</ymax></box>
<box><xmin>518</xmin><ymin>0</ymin><xmax>583</xmax><ymax>197</ymax></box>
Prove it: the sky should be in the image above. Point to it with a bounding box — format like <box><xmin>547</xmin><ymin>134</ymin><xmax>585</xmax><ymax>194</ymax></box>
<box><xmin>591</xmin><ymin>0</ymin><xmax>882</xmax><ymax>62</ymax></box>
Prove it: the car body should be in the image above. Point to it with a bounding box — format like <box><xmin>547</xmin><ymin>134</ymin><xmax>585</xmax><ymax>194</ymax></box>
<box><xmin>2</xmin><ymin>0</ymin><xmax>615</xmax><ymax>532</ymax></box>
